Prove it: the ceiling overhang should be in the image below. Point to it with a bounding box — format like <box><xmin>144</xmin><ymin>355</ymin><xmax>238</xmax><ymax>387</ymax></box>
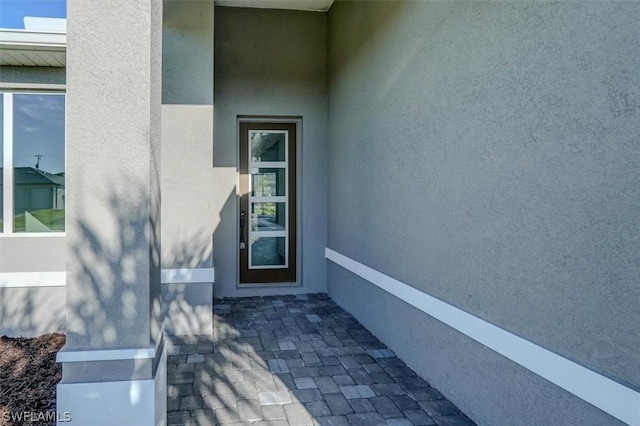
<box><xmin>214</xmin><ymin>0</ymin><xmax>334</xmax><ymax>12</ymax></box>
<box><xmin>0</xmin><ymin>29</ymin><xmax>66</xmax><ymax>67</ymax></box>
<box><xmin>0</xmin><ymin>0</ymin><xmax>334</xmax><ymax>68</ymax></box>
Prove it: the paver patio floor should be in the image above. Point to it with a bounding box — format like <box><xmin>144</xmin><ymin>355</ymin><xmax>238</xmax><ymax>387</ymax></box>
<box><xmin>167</xmin><ymin>293</ymin><xmax>475</xmax><ymax>426</ymax></box>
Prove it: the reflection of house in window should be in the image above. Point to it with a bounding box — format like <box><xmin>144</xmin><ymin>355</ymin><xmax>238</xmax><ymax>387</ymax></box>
<box><xmin>13</xmin><ymin>167</ymin><xmax>65</xmax><ymax>232</ymax></box>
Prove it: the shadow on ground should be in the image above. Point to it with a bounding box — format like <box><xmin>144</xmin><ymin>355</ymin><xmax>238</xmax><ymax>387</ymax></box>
<box><xmin>166</xmin><ymin>294</ymin><xmax>475</xmax><ymax>426</ymax></box>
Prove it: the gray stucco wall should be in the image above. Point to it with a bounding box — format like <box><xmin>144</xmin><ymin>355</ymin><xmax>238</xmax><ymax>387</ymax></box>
<box><xmin>0</xmin><ymin>240</ymin><xmax>65</xmax><ymax>336</ymax></box>
<box><xmin>0</xmin><ymin>66</ymin><xmax>65</xmax><ymax>85</ymax></box>
<box><xmin>161</xmin><ymin>0</ymin><xmax>215</xmax><ymax>269</ymax></box>
<box><xmin>161</xmin><ymin>105</ymin><xmax>214</xmax><ymax>268</ymax></box>
<box><xmin>327</xmin><ymin>1</ymin><xmax>639</xmax><ymax>425</ymax></box>
<box><xmin>214</xmin><ymin>6</ymin><xmax>327</xmax><ymax>296</ymax></box>
<box><xmin>0</xmin><ymin>286</ymin><xmax>65</xmax><ymax>337</ymax></box>
<box><xmin>163</xmin><ymin>0</ymin><xmax>214</xmax><ymax>105</ymax></box>
<box><xmin>0</xmin><ymin>237</ymin><xmax>65</xmax><ymax>272</ymax></box>
<box><xmin>64</xmin><ymin>0</ymin><xmax>162</xmax><ymax>356</ymax></box>
<box><xmin>161</xmin><ymin>105</ymin><xmax>215</xmax><ymax>335</ymax></box>
<box><xmin>161</xmin><ymin>0</ymin><xmax>215</xmax><ymax>335</ymax></box>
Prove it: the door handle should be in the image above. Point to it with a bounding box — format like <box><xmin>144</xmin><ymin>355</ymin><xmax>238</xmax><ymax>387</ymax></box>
<box><xmin>240</xmin><ymin>211</ymin><xmax>246</xmax><ymax>249</ymax></box>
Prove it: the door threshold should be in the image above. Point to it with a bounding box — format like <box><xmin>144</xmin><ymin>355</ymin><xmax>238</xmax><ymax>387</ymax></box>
<box><xmin>237</xmin><ymin>282</ymin><xmax>301</xmax><ymax>289</ymax></box>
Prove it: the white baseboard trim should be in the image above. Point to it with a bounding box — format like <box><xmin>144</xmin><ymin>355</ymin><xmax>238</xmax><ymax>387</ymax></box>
<box><xmin>161</xmin><ymin>268</ymin><xmax>215</xmax><ymax>284</ymax></box>
<box><xmin>57</xmin><ymin>347</ymin><xmax>155</xmax><ymax>363</ymax></box>
<box><xmin>57</xmin><ymin>331</ymin><xmax>167</xmax><ymax>426</ymax></box>
<box><xmin>0</xmin><ymin>268</ymin><xmax>216</xmax><ymax>287</ymax></box>
<box><xmin>0</xmin><ymin>271</ymin><xmax>65</xmax><ymax>288</ymax></box>
<box><xmin>57</xmin><ymin>378</ymin><xmax>156</xmax><ymax>425</ymax></box>
<box><xmin>326</xmin><ymin>247</ymin><xmax>640</xmax><ymax>426</ymax></box>
<box><xmin>57</xmin><ymin>320</ymin><xmax>165</xmax><ymax>363</ymax></box>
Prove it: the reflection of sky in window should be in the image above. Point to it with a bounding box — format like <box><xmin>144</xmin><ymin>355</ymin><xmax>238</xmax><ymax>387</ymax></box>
<box><xmin>0</xmin><ymin>0</ymin><xmax>66</xmax><ymax>29</ymax></box>
<box><xmin>14</xmin><ymin>94</ymin><xmax>65</xmax><ymax>175</ymax></box>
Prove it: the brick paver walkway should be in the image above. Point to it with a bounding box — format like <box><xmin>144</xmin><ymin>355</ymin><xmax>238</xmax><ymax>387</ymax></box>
<box><xmin>167</xmin><ymin>293</ymin><xmax>475</xmax><ymax>426</ymax></box>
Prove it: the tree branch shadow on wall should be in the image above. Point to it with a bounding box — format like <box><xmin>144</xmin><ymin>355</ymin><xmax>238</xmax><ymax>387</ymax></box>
<box><xmin>161</xmin><ymin>233</ymin><xmax>215</xmax><ymax>337</ymax></box>
<box><xmin>0</xmin><ymin>264</ymin><xmax>64</xmax><ymax>338</ymax></box>
<box><xmin>66</xmin><ymin>180</ymin><xmax>161</xmax><ymax>351</ymax></box>
<box><xmin>0</xmin><ymin>287</ymin><xmax>37</xmax><ymax>338</ymax></box>
<box><xmin>62</xmin><ymin>178</ymin><xmax>220</xmax><ymax>389</ymax></box>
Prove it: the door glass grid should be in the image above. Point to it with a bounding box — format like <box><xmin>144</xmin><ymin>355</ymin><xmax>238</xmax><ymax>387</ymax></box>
<box><xmin>248</xmin><ymin>130</ymin><xmax>288</xmax><ymax>269</ymax></box>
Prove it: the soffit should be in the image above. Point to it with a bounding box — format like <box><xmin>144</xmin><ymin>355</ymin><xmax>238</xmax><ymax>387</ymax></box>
<box><xmin>0</xmin><ymin>30</ymin><xmax>66</xmax><ymax>67</ymax></box>
<box><xmin>215</xmin><ymin>0</ymin><xmax>334</xmax><ymax>12</ymax></box>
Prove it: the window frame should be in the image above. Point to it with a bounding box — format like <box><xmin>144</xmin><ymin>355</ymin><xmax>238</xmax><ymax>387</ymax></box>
<box><xmin>1</xmin><ymin>90</ymin><xmax>66</xmax><ymax>237</ymax></box>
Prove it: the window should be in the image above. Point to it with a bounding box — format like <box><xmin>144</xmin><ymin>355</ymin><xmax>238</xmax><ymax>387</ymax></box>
<box><xmin>1</xmin><ymin>92</ymin><xmax>65</xmax><ymax>234</ymax></box>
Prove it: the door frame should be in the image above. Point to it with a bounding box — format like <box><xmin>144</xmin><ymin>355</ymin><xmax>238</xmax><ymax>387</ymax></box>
<box><xmin>236</xmin><ymin>116</ymin><xmax>302</xmax><ymax>287</ymax></box>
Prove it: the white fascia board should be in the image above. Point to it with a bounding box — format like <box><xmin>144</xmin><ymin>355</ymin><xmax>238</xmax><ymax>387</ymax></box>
<box><xmin>0</xmin><ymin>29</ymin><xmax>66</xmax><ymax>50</ymax></box>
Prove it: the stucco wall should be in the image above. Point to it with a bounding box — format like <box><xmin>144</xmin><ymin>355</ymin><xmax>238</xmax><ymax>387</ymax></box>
<box><xmin>161</xmin><ymin>0</ymin><xmax>215</xmax><ymax>335</ymax></box>
<box><xmin>0</xmin><ymin>237</ymin><xmax>65</xmax><ymax>272</ymax></box>
<box><xmin>64</xmin><ymin>0</ymin><xmax>162</xmax><ymax>353</ymax></box>
<box><xmin>161</xmin><ymin>0</ymin><xmax>215</xmax><ymax>269</ymax></box>
<box><xmin>0</xmin><ymin>66</ymin><xmax>65</xmax><ymax>85</ymax></box>
<box><xmin>0</xmin><ymin>286</ymin><xmax>65</xmax><ymax>337</ymax></box>
<box><xmin>214</xmin><ymin>6</ymin><xmax>327</xmax><ymax>296</ymax></box>
<box><xmin>327</xmin><ymin>1</ymin><xmax>639</xmax><ymax>425</ymax></box>
<box><xmin>163</xmin><ymin>0</ymin><xmax>214</xmax><ymax>106</ymax></box>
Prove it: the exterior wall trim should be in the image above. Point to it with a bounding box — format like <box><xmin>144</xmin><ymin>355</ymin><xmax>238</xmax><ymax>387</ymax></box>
<box><xmin>325</xmin><ymin>247</ymin><xmax>640</xmax><ymax>426</ymax></box>
<box><xmin>0</xmin><ymin>30</ymin><xmax>66</xmax><ymax>67</ymax></box>
<box><xmin>160</xmin><ymin>268</ymin><xmax>215</xmax><ymax>284</ymax></box>
<box><xmin>0</xmin><ymin>83</ymin><xmax>66</xmax><ymax>91</ymax></box>
<box><xmin>56</xmin><ymin>345</ymin><xmax>166</xmax><ymax>426</ymax></box>
<box><xmin>56</xmin><ymin>347</ymin><xmax>155</xmax><ymax>363</ymax></box>
<box><xmin>0</xmin><ymin>29</ymin><xmax>66</xmax><ymax>48</ymax></box>
<box><xmin>0</xmin><ymin>271</ymin><xmax>66</xmax><ymax>288</ymax></box>
<box><xmin>56</xmin><ymin>320</ymin><xmax>165</xmax><ymax>363</ymax></box>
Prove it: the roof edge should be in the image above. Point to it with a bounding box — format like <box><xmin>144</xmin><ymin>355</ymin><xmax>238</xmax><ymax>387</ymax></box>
<box><xmin>0</xmin><ymin>29</ymin><xmax>66</xmax><ymax>50</ymax></box>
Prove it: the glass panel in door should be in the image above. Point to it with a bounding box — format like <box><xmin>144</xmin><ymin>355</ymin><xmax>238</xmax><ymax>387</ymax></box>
<box><xmin>239</xmin><ymin>122</ymin><xmax>297</xmax><ymax>283</ymax></box>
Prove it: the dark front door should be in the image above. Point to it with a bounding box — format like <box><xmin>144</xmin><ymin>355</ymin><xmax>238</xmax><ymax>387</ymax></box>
<box><xmin>239</xmin><ymin>121</ymin><xmax>297</xmax><ymax>284</ymax></box>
